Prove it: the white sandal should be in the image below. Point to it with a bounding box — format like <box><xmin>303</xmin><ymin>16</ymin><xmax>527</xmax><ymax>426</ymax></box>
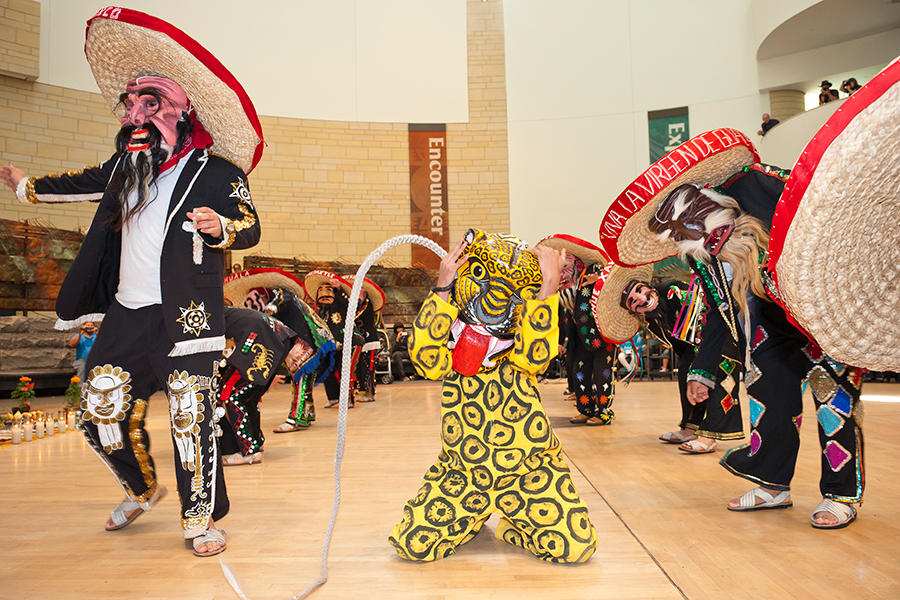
<box><xmin>727</xmin><ymin>487</ymin><xmax>792</xmax><ymax>512</ymax></box>
<box><xmin>223</xmin><ymin>452</ymin><xmax>263</xmax><ymax>466</ymax></box>
<box><xmin>659</xmin><ymin>430</ymin><xmax>697</xmax><ymax>444</ymax></box>
<box><xmin>106</xmin><ymin>484</ymin><xmax>167</xmax><ymax>531</ymax></box>
<box><xmin>192</xmin><ymin>528</ymin><xmax>227</xmax><ymax>557</ymax></box>
<box><xmin>273</xmin><ymin>421</ymin><xmax>309</xmax><ymax>433</ymax></box>
<box><xmin>811</xmin><ymin>498</ymin><xmax>857</xmax><ymax>529</ymax></box>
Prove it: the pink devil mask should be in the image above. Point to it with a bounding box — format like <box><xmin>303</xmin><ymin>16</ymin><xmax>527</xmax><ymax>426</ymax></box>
<box><xmin>119</xmin><ymin>77</ymin><xmax>191</xmax><ymax>147</ymax></box>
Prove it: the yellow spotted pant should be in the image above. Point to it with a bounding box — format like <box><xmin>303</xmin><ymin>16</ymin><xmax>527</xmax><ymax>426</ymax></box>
<box><xmin>388</xmin><ymin>369</ymin><xmax>598</xmax><ymax>563</ymax></box>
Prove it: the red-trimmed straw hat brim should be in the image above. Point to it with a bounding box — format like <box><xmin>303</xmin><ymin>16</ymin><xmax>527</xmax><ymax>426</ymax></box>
<box><xmin>85</xmin><ymin>7</ymin><xmax>264</xmax><ymax>174</ymax></box>
<box><xmin>222</xmin><ymin>268</ymin><xmax>304</xmax><ymax>305</ymax></box>
<box><xmin>346</xmin><ymin>275</ymin><xmax>386</xmax><ymax>312</ymax></box>
<box><xmin>590</xmin><ymin>262</ymin><xmax>654</xmax><ymax>343</ymax></box>
<box><xmin>769</xmin><ymin>56</ymin><xmax>900</xmax><ymax>371</ymax></box>
<box><xmin>535</xmin><ymin>234</ymin><xmax>609</xmax><ymax>266</ymax></box>
<box><xmin>599</xmin><ymin>129</ymin><xmax>758</xmax><ymax>267</ymax></box>
<box><xmin>304</xmin><ymin>270</ymin><xmax>352</xmax><ymax>299</ymax></box>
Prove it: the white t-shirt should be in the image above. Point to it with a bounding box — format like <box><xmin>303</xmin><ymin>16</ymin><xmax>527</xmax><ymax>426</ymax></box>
<box><xmin>116</xmin><ymin>155</ymin><xmax>190</xmax><ymax>309</ymax></box>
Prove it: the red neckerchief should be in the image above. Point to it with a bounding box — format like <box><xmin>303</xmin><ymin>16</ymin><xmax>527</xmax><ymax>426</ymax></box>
<box><xmin>158</xmin><ymin>109</ymin><xmax>214</xmax><ymax>173</ymax></box>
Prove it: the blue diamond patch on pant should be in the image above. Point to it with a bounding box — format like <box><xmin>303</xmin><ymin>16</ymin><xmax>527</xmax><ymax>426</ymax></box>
<box><xmin>749</xmin><ymin>395</ymin><xmax>765</xmax><ymax>428</ymax></box>
<box><xmin>830</xmin><ymin>387</ymin><xmax>853</xmax><ymax>417</ymax></box>
<box><xmin>816</xmin><ymin>405</ymin><xmax>845</xmax><ymax>437</ymax></box>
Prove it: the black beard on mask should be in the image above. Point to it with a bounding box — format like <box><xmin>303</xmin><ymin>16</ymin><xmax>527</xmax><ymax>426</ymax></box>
<box><xmin>642</xmin><ymin>302</ymin><xmax>666</xmax><ymax>325</ymax></box>
<box><xmin>108</xmin><ymin>113</ymin><xmax>193</xmax><ymax>232</ymax></box>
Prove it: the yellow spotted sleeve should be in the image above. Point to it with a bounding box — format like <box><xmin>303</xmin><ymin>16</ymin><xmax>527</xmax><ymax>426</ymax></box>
<box><xmin>409</xmin><ymin>292</ymin><xmax>458</xmax><ymax>380</ymax></box>
<box><xmin>510</xmin><ymin>293</ymin><xmax>559</xmax><ymax>375</ymax></box>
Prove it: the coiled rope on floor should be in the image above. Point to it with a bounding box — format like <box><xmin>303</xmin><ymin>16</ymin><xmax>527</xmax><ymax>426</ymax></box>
<box><xmin>222</xmin><ymin>235</ymin><xmax>447</xmax><ymax>600</ymax></box>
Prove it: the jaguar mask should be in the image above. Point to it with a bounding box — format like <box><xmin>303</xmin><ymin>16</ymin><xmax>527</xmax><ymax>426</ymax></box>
<box><xmin>449</xmin><ymin>229</ymin><xmax>542</xmax><ymax>375</ymax></box>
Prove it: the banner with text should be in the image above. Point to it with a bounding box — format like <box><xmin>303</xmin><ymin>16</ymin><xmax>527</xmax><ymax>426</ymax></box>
<box><xmin>648</xmin><ymin>107</ymin><xmax>689</xmax><ymax>163</ymax></box>
<box><xmin>409</xmin><ymin>125</ymin><xmax>448</xmax><ymax>269</ymax></box>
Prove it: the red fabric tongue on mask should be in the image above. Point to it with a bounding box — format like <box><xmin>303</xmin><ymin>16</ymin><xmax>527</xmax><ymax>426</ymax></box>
<box><xmin>452</xmin><ymin>325</ymin><xmax>491</xmax><ymax>376</ymax></box>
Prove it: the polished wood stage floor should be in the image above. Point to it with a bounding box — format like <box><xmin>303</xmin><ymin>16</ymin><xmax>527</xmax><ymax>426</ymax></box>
<box><xmin>2</xmin><ymin>377</ymin><xmax>899</xmax><ymax>600</ymax></box>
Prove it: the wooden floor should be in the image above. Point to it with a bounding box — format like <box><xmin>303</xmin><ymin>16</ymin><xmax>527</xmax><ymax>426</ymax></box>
<box><xmin>2</xmin><ymin>377</ymin><xmax>899</xmax><ymax>600</ymax></box>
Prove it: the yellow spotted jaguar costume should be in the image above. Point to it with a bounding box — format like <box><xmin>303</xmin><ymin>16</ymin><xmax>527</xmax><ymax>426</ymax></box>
<box><xmin>388</xmin><ymin>229</ymin><xmax>598</xmax><ymax>563</ymax></box>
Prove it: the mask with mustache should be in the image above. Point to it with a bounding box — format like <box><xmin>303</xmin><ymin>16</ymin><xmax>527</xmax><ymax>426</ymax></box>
<box><xmin>109</xmin><ymin>77</ymin><xmax>195</xmax><ymax>231</ymax></box>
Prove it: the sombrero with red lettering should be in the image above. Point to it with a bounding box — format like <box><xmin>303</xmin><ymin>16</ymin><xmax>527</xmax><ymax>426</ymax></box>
<box><xmin>769</xmin><ymin>57</ymin><xmax>900</xmax><ymax>371</ymax></box>
<box><xmin>223</xmin><ymin>268</ymin><xmax>304</xmax><ymax>306</ymax></box>
<box><xmin>304</xmin><ymin>270</ymin><xmax>352</xmax><ymax>302</ymax></box>
<box><xmin>85</xmin><ymin>7</ymin><xmax>264</xmax><ymax>174</ymax></box>
<box><xmin>599</xmin><ymin>129</ymin><xmax>758</xmax><ymax>267</ymax></box>
<box><xmin>589</xmin><ymin>262</ymin><xmax>654</xmax><ymax>343</ymax></box>
<box><xmin>535</xmin><ymin>233</ymin><xmax>608</xmax><ymax>266</ymax></box>
<box><xmin>345</xmin><ymin>275</ymin><xmax>386</xmax><ymax>312</ymax></box>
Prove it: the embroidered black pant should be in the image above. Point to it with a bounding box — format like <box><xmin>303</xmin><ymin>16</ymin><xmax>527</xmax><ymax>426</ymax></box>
<box><xmin>571</xmin><ymin>342</ymin><xmax>615</xmax><ymax>419</ymax></box>
<box><xmin>356</xmin><ymin>349</ymin><xmax>376</xmax><ymax>394</ymax></box>
<box><xmin>721</xmin><ymin>305</ymin><xmax>864</xmax><ymax>502</ymax></box>
<box><xmin>678</xmin><ymin>351</ymin><xmax>744</xmax><ymax>440</ymax></box>
<box><xmin>218</xmin><ymin>368</ymin><xmax>266</xmax><ymax>456</ymax></box>
<box><xmin>81</xmin><ymin>302</ymin><xmax>229</xmax><ymax>536</ymax></box>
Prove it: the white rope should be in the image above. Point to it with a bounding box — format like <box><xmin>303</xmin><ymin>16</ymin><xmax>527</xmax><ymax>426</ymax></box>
<box><xmin>222</xmin><ymin>235</ymin><xmax>447</xmax><ymax>599</ymax></box>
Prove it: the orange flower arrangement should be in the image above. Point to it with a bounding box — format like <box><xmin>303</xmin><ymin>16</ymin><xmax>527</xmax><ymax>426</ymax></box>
<box><xmin>11</xmin><ymin>376</ymin><xmax>35</xmax><ymax>413</ymax></box>
<box><xmin>65</xmin><ymin>376</ymin><xmax>82</xmax><ymax>408</ymax></box>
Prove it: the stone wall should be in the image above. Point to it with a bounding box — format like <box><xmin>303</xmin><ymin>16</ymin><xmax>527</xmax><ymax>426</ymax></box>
<box><xmin>0</xmin><ymin>0</ymin><xmax>40</xmax><ymax>82</ymax></box>
<box><xmin>0</xmin><ymin>316</ymin><xmax>74</xmax><ymax>371</ymax></box>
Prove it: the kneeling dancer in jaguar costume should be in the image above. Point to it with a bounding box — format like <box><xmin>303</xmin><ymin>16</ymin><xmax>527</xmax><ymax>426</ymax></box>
<box><xmin>389</xmin><ymin>229</ymin><xmax>598</xmax><ymax>563</ymax></box>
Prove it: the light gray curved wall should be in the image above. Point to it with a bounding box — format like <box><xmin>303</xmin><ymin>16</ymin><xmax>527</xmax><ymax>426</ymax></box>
<box><xmin>36</xmin><ymin>0</ymin><xmax>469</xmax><ymax>123</ymax></box>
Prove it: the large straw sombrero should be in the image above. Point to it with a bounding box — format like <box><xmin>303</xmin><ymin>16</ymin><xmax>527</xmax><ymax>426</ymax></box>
<box><xmin>345</xmin><ymin>275</ymin><xmax>386</xmax><ymax>312</ymax></box>
<box><xmin>589</xmin><ymin>262</ymin><xmax>654</xmax><ymax>343</ymax></box>
<box><xmin>535</xmin><ymin>234</ymin><xmax>608</xmax><ymax>266</ymax></box>
<box><xmin>304</xmin><ymin>270</ymin><xmax>352</xmax><ymax>301</ymax></box>
<box><xmin>223</xmin><ymin>268</ymin><xmax>304</xmax><ymax>306</ymax></box>
<box><xmin>769</xmin><ymin>57</ymin><xmax>900</xmax><ymax>371</ymax></box>
<box><xmin>599</xmin><ymin>129</ymin><xmax>758</xmax><ymax>267</ymax></box>
<box><xmin>85</xmin><ymin>7</ymin><xmax>264</xmax><ymax>174</ymax></box>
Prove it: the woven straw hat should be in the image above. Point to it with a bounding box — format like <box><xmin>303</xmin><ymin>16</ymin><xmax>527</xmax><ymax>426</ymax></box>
<box><xmin>304</xmin><ymin>270</ymin><xmax>352</xmax><ymax>301</ymax></box>
<box><xmin>346</xmin><ymin>275</ymin><xmax>386</xmax><ymax>312</ymax></box>
<box><xmin>599</xmin><ymin>129</ymin><xmax>758</xmax><ymax>267</ymax></box>
<box><xmin>769</xmin><ymin>56</ymin><xmax>900</xmax><ymax>371</ymax></box>
<box><xmin>535</xmin><ymin>233</ymin><xmax>608</xmax><ymax>266</ymax></box>
<box><xmin>589</xmin><ymin>262</ymin><xmax>654</xmax><ymax>344</ymax></box>
<box><xmin>84</xmin><ymin>7</ymin><xmax>264</xmax><ymax>174</ymax></box>
<box><xmin>222</xmin><ymin>268</ymin><xmax>304</xmax><ymax>306</ymax></box>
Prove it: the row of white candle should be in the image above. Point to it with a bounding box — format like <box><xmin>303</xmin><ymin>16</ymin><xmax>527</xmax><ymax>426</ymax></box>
<box><xmin>10</xmin><ymin>410</ymin><xmax>78</xmax><ymax>444</ymax></box>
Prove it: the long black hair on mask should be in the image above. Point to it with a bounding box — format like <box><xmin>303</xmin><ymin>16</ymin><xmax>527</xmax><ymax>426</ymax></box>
<box><xmin>108</xmin><ymin>103</ymin><xmax>194</xmax><ymax>232</ymax></box>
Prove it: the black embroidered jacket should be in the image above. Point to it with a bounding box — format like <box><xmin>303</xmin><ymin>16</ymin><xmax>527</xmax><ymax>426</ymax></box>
<box><xmin>26</xmin><ymin>149</ymin><xmax>260</xmax><ymax>355</ymax></box>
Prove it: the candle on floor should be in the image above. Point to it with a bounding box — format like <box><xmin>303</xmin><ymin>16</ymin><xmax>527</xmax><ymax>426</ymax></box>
<box><xmin>35</xmin><ymin>415</ymin><xmax>44</xmax><ymax>438</ymax></box>
<box><xmin>23</xmin><ymin>416</ymin><xmax>33</xmax><ymax>442</ymax></box>
<box><xmin>57</xmin><ymin>410</ymin><xmax>66</xmax><ymax>434</ymax></box>
<box><xmin>67</xmin><ymin>410</ymin><xmax>76</xmax><ymax>430</ymax></box>
<box><xmin>12</xmin><ymin>415</ymin><xmax>22</xmax><ymax>444</ymax></box>
<box><xmin>46</xmin><ymin>414</ymin><xmax>54</xmax><ymax>436</ymax></box>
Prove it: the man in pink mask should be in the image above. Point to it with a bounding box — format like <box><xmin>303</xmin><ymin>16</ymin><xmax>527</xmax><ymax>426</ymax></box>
<box><xmin>0</xmin><ymin>7</ymin><xmax>264</xmax><ymax>557</ymax></box>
